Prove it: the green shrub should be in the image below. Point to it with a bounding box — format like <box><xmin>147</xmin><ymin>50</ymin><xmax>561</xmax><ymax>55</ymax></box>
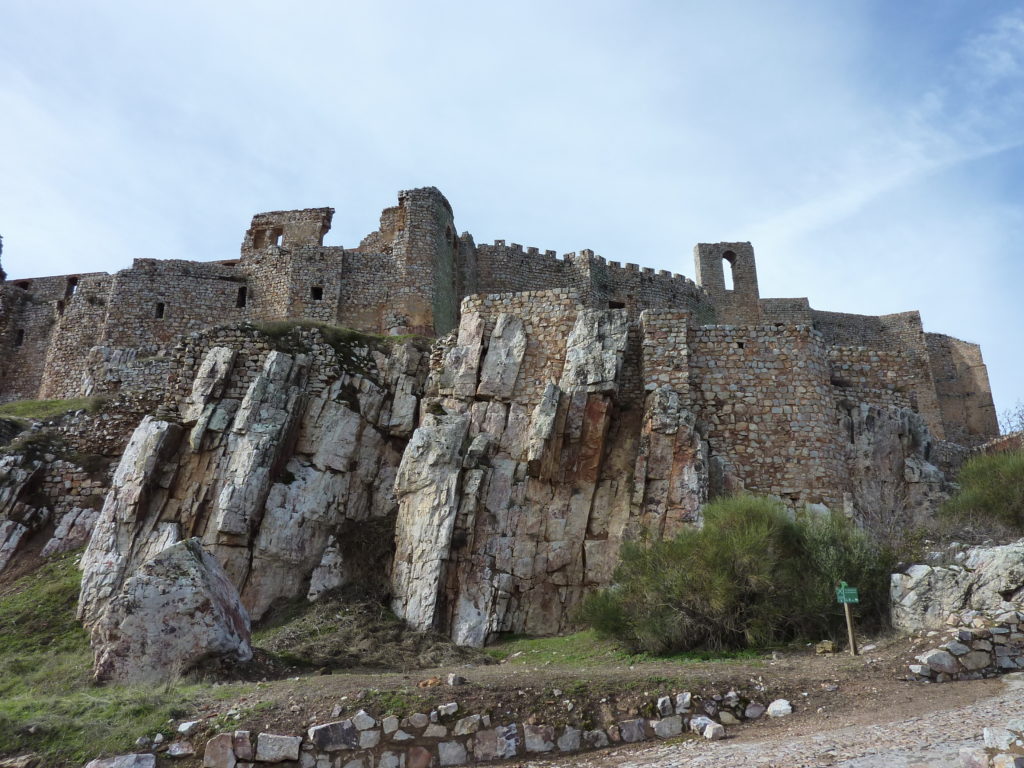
<box><xmin>581</xmin><ymin>495</ymin><xmax>895</xmax><ymax>654</ymax></box>
<box><xmin>943</xmin><ymin>450</ymin><xmax>1024</xmax><ymax>531</ymax></box>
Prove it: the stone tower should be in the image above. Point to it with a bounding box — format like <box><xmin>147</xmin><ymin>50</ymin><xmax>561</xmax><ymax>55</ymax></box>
<box><xmin>694</xmin><ymin>242</ymin><xmax>762</xmax><ymax>324</ymax></box>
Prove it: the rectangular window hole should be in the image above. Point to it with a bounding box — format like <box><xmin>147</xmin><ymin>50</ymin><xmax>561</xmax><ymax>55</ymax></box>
<box><xmin>311</xmin><ymin>286</ymin><xmax>324</xmax><ymax>301</ymax></box>
<box><xmin>155</xmin><ymin>302</ymin><xmax>165</xmax><ymax>319</ymax></box>
<box><xmin>236</xmin><ymin>286</ymin><xmax>248</xmax><ymax>308</ymax></box>
<box><xmin>608</xmin><ymin>300</ymin><xmax>626</xmax><ymax>309</ymax></box>
<box><xmin>14</xmin><ymin>329</ymin><xmax>24</xmax><ymax>347</ymax></box>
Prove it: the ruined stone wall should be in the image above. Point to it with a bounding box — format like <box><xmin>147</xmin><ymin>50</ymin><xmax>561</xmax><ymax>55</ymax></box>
<box><xmin>338</xmin><ymin>250</ymin><xmax>399</xmax><ymax>333</ymax></box>
<box><xmin>760</xmin><ymin>297</ymin><xmax>813</xmax><ymax>325</ymax></box>
<box><xmin>813</xmin><ymin>310</ymin><xmax>945</xmax><ymax>440</ymax></box>
<box><xmin>459</xmin><ymin>291</ymin><xmax>583</xmax><ymax>408</ymax></box>
<box><xmin>38</xmin><ymin>274</ymin><xmax>114</xmax><ymax>399</ymax></box>
<box><xmin>390</xmin><ymin>187</ymin><xmax>461</xmax><ymax>336</ymax></box>
<box><xmin>828</xmin><ymin>346</ymin><xmax>915</xmax><ymax>413</ymax></box>
<box><xmin>689</xmin><ymin>325</ymin><xmax>846</xmax><ymax>508</ymax></box>
<box><xmin>925</xmin><ymin>332</ymin><xmax>999</xmax><ymax>446</ymax></box>
<box><xmin>100</xmin><ymin>260</ymin><xmax>250</xmax><ymax>347</ymax></box>
<box><xmin>0</xmin><ymin>276</ymin><xmax>72</xmax><ymax>402</ymax></box>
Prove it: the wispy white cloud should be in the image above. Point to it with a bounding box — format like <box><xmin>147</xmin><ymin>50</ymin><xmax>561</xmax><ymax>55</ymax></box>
<box><xmin>0</xmin><ymin>0</ymin><xmax>1020</xmax><ymax>412</ymax></box>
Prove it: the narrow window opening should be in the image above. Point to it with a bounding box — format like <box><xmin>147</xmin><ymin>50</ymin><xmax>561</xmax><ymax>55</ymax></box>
<box><xmin>65</xmin><ymin>276</ymin><xmax>79</xmax><ymax>298</ymax></box>
<box><xmin>14</xmin><ymin>329</ymin><xmax>24</xmax><ymax>347</ymax></box>
<box><xmin>722</xmin><ymin>250</ymin><xmax>737</xmax><ymax>291</ymax></box>
<box><xmin>14</xmin><ymin>281</ymin><xmax>30</xmax><ymax>291</ymax></box>
<box><xmin>736</xmin><ymin>341</ymin><xmax>744</xmax><ymax>349</ymax></box>
<box><xmin>271</xmin><ymin>227</ymin><xmax>284</xmax><ymax>247</ymax></box>
<box><xmin>56</xmin><ymin>300</ymin><xmax>65</xmax><ymax>314</ymax></box>
<box><xmin>155</xmin><ymin>302</ymin><xmax>165</xmax><ymax>319</ymax></box>
<box><xmin>310</xmin><ymin>286</ymin><xmax>324</xmax><ymax>301</ymax></box>
<box><xmin>608</xmin><ymin>300</ymin><xmax>626</xmax><ymax>309</ymax></box>
<box><xmin>236</xmin><ymin>286</ymin><xmax>248</xmax><ymax>308</ymax></box>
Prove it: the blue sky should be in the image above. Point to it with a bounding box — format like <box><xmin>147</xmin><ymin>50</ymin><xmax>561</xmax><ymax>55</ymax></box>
<box><xmin>1</xmin><ymin>1</ymin><xmax>1021</xmax><ymax>420</ymax></box>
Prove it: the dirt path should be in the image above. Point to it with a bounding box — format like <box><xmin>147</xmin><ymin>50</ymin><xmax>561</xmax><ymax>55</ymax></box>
<box><xmin>527</xmin><ymin>673</ymin><xmax>1024</xmax><ymax>768</ymax></box>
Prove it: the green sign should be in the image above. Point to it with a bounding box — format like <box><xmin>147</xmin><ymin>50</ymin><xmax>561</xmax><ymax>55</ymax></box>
<box><xmin>835</xmin><ymin>581</ymin><xmax>859</xmax><ymax>604</ymax></box>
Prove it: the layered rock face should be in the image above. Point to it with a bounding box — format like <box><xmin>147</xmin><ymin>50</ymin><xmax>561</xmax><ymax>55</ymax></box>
<box><xmin>0</xmin><ymin>299</ymin><xmax>962</xmax><ymax>678</ymax></box>
<box><xmin>76</xmin><ymin>325</ymin><xmax>428</xmax><ymax>678</ymax></box>
<box><xmin>391</xmin><ymin>306</ymin><xmax>710</xmax><ymax>644</ymax></box>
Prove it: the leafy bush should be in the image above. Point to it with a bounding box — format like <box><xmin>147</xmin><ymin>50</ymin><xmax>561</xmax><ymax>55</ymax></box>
<box><xmin>943</xmin><ymin>450</ymin><xmax>1024</xmax><ymax>531</ymax></box>
<box><xmin>581</xmin><ymin>495</ymin><xmax>896</xmax><ymax>654</ymax></box>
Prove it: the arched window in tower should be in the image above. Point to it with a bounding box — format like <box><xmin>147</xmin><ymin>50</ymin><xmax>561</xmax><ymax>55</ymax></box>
<box><xmin>722</xmin><ymin>250</ymin><xmax>737</xmax><ymax>291</ymax></box>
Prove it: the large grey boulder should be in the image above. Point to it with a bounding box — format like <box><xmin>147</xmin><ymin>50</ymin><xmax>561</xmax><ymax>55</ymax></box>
<box><xmin>892</xmin><ymin>540</ymin><xmax>1024</xmax><ymax>631</ymax></box>
<box><xmin>90</xmin><ymin>538</ymin><xmax>252</xmax><ymax>683</ymax></box>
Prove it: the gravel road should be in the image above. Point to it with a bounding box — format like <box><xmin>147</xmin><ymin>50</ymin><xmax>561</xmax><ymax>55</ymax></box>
<box><xmin>541</xmin><ymin>674</ymin><xmax>1024</xmax><ymax>768</ymax></box>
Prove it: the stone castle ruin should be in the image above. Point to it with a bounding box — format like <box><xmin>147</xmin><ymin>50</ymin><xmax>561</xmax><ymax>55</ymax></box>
<box><xmin>0</xmin><ymin>187</ymin><xmax>1002</xmax><ymax>673</ymax></box>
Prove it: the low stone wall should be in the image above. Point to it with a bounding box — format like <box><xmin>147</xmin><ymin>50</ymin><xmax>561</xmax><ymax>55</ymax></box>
<box><xmin>111</xmin><ymin>688</ymin><xmax>790</xmax><ymax>768</ymax></box>
<box><xmin>908</xmin><ymin>611</ymin><xmax>1024</xmax><ymax>682</ymax></box>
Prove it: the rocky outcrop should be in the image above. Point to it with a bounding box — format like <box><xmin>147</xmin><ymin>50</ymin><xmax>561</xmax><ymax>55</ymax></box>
<box><xmin>0</xmin><ymin>455</ymin><xmax>48</xmax><ymax>572</ymax></box>
<box><xmin>842</xmin><ymin>403</ymin><xmax>948</xmax><ymax>531</ymax></box>
<box><xmin>76</xmin><ymin>327</ymin><xmax>429</xmax><ymax>678</ymax></box>
<box><xmin>391</xmin><ymin>308</ymin><xmax>709</xmax><ymax>644</ymax></box>
<box><xmin>90</xmin><ymin>538</ymin><xmax>251</xmax><ymax>683</ymax></box>
<box><xmin>892</xmin><ymin>540</ymin><xmax>1024</xmax><ymax>632</ymax></box>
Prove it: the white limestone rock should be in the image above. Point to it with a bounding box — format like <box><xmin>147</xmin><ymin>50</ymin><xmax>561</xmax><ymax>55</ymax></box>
<box><xmin>476</xmin><ymin>314</ymin><xmax>527</xmax><ymax>400</ymax></box>
<box><xmin>560</xmin><ymin>309</ymin><xmax>629</xmax><ymax>393</ymax></box>
<box><xmin>90</xmin><ymin>538</ymin><xmax>251</xmax><ymax>683</ymax></box>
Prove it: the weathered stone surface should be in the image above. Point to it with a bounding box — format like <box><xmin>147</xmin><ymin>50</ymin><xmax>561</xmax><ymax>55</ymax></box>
<box><xmin>452</xmin><ymin>715</ymin><xmax>481</xmax><ymax>735</ymax></box>
<box><xmin>767</xmin><ymin>699</ymin><xmax>793</xmax><ymax>717</ymax></box>
<box><xmin>390</xmin><ymin>411</ymin><xmax>469</xmax><ymax>630</ymax></box>
<box><xmin>406</xmin><ymin>746</ymin><xmax>434</xmax><ymax>768</ymax></box>
<box><xmin>583</xmin><ymin>729</ymin><xmax>609</xmax><ymax>749</ymax></box>
<box><xmin>963</xmin><ymin>650</ymin><xmax>993</xmax><ymax>671</ymax></box>
<box><xmin>917</xmin><ymin>649</ymin><xmax>959</xmax><ymax>675</ymax></box>
<box><xmin>166</xmin><ymin>742</ymin><xmax>194</xmax><ymax>758</ymax></box>
<box><xmin>308</xmin><ymin>720</ymin><xmax>359</xmax><ymax>751</ymax></box>
<box><xmin>472</xmin><ymin>725</ymin><xmax>518</xmax><ymax>760</ymax></box>
<box><xmin>523</xmin><ymin>724</ymin><xmax>555</xmax><ymax>752</ymax></box>
<box><xmin>560</xmin><ymin>309</ymin><xmax>629</xmax><ymax>394</ymax></box>
<box><xmin>204</xmin><ymin>733</ymin><xmax>236</xmax><ymax>768</ymax></box>
<box><xmin>437</xmin><ymin>741</ymin><xmax>467</xmax><ymax>766</ymax></box>
<box><xmin>255</xmin><ymin>733</ymin><xmax>301</xmax><ymax>762</ymax></box>
<box><xmin>619</xmin><ymin>719</ymin><xmax>646</xmax><ymax>743</ymax></box>
<box><xmin>557</xmin><ymin>726</ymin><xmax>582</xmax><ymax>752</ymax></box>
<box><xmin>359</xmin><ymin>730</ymin><xmax>381</xmax><ymax>749</ymax></box>
<box><xmin>352</xmin><ymin>710</ymin><xmax>377</xmax><ymax>731</ymax></box>
<box><xmin>474</xmin><ymin>314</ymin><xmax>526</xmax><ymax>401</ymax></box>
<box><xmin>703</xmin><ymin>722</ymin><xmax>726</xmax><ymax>740</ymax></box>
<box><xmin>232</xmin><ymin>731</ymin><xmax>253</xmax><ymax>761</ymax></box>
<box><xmin>90</xmin><ymin>538</ymin><xmax>251</xmax><ymax>683</ymax></box>
<box><xmin>652</xmin><ymin>716</ymin><xmax>682</xmax><ymax>738</ymax></box>
<box><xmin>84</xmin><ymin>756</ymin><xmax>156</xmax><ymax>768</ymax></box>
<box><xmin>893</xmin><ymin>541</ymin><xmax>1024</xmax><ymax>632</ymax></box>
<box><xmin>744</xmin><ymin>702</ymin><xmax>766</xmax><ymax>719</ymax></box>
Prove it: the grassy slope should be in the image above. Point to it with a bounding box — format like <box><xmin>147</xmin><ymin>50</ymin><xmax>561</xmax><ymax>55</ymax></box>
<box><xmin>0</xmin><ymin>398</ymin><xmax>103</xmax><ymax>422</ymax></box>
<box><xmin>0</xmin><ymin>554</ymin><xmax>208</xmax><ymax>765</ymax></box>
<box><xmin>484</xmin><ymin>630</ymin><xmax>762</xmax><ymax>666</ymax></box>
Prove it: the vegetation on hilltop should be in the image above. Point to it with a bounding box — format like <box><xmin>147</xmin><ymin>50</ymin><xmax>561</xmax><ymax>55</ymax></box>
<box><xmin>942</xmin><ymin>450</ymin><xmax>1024</xmax><ymax>533</ymax></box>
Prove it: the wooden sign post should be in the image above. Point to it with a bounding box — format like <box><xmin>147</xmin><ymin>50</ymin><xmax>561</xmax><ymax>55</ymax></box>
<box><xmin>835</xmin><ymin>581</ymin><xmax>859</xmax><ymax>657</ymax></box>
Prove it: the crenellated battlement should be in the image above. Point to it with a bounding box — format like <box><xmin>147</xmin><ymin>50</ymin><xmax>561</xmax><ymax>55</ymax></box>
<box><xmin>0</xmin><ymin>186</ymin><xmax>999</xmax><ymax>445</ymax></box>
